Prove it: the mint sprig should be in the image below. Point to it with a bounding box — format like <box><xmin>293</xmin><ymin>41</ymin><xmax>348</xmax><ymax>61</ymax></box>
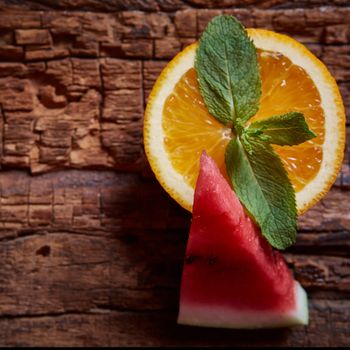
<box><xmin>195</xmin><ymin>15</ymin><xmax>316</xmax><ymax>250</ymax></box>
<box><xmin>247</xmin><ymin>112</ymin><xmax>317</xmax><ymax>146</ymax></box>
<box><xmin>225</xmin><ymin>137</ymin><xmax>297</xmax><ymax>250</ymax></box>
<box><xmin>195</xmin><ymin>15</ymin><xmax>261</xmax><ymax>125</ymax></box>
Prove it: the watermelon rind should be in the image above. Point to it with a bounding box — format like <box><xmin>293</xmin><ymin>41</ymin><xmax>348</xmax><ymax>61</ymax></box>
<box><xmin>177</xmin><ymin>281</ymin><xmax>308</xmax><ymax>329</ymax></box>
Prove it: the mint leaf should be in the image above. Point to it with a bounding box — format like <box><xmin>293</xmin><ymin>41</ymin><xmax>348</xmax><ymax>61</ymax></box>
<box><xmin>195</xmin><ymin>15</ymin><xmax>261</xmax><ymax>126</ymax></box>
<box><xmin>194</xmin><ymin>15</ymin><xmax>316</xmax><ymax>250</ymax></box>
<box><xmin>225</xmin><ymin>136</ymin><xmax>297</xmax><ymax>250</ymax></box>
<box><xmin>248</xmin><ymin>112</ymin><xmax>317</xmax><ymax>146</ymax></box>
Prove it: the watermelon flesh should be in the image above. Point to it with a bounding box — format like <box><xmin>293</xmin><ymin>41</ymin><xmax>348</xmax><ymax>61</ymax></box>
<box><xmin>177</xmin><ymin>152</ymin><xmax>308</xmax><ymax>329</ymax></box>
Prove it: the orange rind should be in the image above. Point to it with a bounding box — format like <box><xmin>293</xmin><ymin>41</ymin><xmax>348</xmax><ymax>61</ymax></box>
<box><xmin>144</xmin><ymin>29</ymin><xmax>345</xmax><ymax>214</ymax></box>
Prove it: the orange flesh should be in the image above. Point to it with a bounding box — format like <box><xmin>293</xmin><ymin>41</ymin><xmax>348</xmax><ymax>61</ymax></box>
<box><xmin>163</xmin><ymin>49</ymin><xmax>324</xmax><ymax>192</ymax></box>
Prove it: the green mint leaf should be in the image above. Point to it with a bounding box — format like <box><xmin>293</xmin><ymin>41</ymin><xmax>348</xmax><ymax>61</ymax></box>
<box><xmin>195</xmin><ymin>15</ymin><xmax>261</xmax><ymax>126</ymax></box>
<box><xmin>248</xmin><ymin>112</ymin><xmax>317</xmax><ymax>146</ymax></box>
<box><xmin>194</xmin><ymin>15</ymin><xmax>317</xmax><ymax>250</ymax></box>
<box><xmin>225</xmin><ymin>136</ymin><xmax>297</xmax><ymax>250</ymax></box>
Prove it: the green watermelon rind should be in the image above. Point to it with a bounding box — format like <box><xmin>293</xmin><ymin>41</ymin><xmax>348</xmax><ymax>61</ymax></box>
<box><xmin>178</xmin><ymin>281</ymin><xmax>308</xmax><ymax>329</ymax></box>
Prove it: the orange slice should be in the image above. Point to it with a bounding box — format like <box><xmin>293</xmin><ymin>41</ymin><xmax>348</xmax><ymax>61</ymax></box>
<box><xmin>144</xmin><ymin>29</ymin><xmax>345</xmax><ymax>214</ymax></box>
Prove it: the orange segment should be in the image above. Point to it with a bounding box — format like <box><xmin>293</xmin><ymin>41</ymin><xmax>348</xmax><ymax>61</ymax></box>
<box><xmin>254</xmin><ymin>49</ymin><xmax>324</xmax><ymax>192</ymax></box>
<box><xmin>163</xmin><ymin>48</ymin><xmax>325</xmax><ymax>193</ymax></box>
<box><xmin>163</xmin><ymin>68</ymin><xmax>231</xmax><ymax>188</ymax></box>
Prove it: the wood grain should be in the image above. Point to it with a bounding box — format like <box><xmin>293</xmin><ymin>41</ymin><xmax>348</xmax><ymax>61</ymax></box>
<box><xmin>0</xmin><ymin>0</ymin><xmax>349</xmax><ymax>346</ymax></box>
<box><xmin>0</xmin><ymin>170</ymin><xmax>349</xmax><ymax>346</ymax></box>
<box><xmin>0</xmin><ymin>4</ymin><xmax>349</xmax><ymax>173</ymax></box>
<box><xmin>1</xmin><ymin>300</ymin><xmax>350</xmax><ymax>347</ymax></box>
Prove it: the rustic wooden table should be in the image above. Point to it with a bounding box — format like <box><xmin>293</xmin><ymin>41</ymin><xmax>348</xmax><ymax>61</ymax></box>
<box><xmin>0</xmin><ymin>0</ymin><xmax>349</xmax><ymax>346</ymax></box>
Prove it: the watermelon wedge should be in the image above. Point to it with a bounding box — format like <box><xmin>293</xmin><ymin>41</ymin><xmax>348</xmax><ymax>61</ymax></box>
<box><xmin>177</xmin><ymin>152</ymin><xmax>308</xmax><ymax>329</ymax></box>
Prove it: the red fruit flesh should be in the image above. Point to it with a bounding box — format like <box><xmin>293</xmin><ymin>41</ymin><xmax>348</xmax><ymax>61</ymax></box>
<box><xmin>181</xmin><ymin>152</ymin><xmax>295</xmax><ymax>312</ymax></box>
<box><xmin>177</xmin><ymin>151</ymin><xmax>312</xmax><ymax>333</ymax></box>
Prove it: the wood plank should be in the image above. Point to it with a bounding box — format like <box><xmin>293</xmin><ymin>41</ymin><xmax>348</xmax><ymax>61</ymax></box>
<box><xmin>0</xmin><ymin>170</ymin><xmax>349</xmax><ymax>232</ymax></box>
<box><xmin>0</xmin><ymin>0</ymin><xmax>349</xmax><ymax>11</ymax></box>
<box><xmin>0</xmin><ymin>299</ymin><xmax>349</xmax><ymax>346</ymax></box>
<box><xmin>0</xmin><ymin>170</ymin><xmax>349</xmax><ymax>346</ymax></box>
<box><xmin>0</xmin><ymin>229</ymin><xmax>349</xmax><ymax>317</ymax></box>
<box><xmin>0</xmin><ymin>6</ymin><xmax>348</xmax><ymax>172</ymax></box>
<box><xmin>0</xmin><ymin>170</ymin><xmax>350</xmax><ymax>232</ymax></box>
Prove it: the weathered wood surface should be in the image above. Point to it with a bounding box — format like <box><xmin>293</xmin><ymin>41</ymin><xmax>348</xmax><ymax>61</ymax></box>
<box><xmin>0</xmin><ymin>170</ymin><xmax>349</xmax><ymax>346</ymax></box>
<box><xmin>0</xmin><ymin>0</ymin><xmax>349</xmax><ymax>346</ymax></box>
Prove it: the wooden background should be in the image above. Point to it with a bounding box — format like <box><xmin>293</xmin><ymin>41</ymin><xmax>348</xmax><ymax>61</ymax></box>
<box><xmin>0</xmin><ymin>0</ymin><xmax>349</xmax><ymax>346</ymax></box>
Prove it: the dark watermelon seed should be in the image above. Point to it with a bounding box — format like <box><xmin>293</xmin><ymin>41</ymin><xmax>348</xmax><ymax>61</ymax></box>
<box><xmin>208</xmin><ymin>256</ymin><xmax>218</xmax><ymax>266</ymax></box>
<box><xmin>185</xmin><ymin>255</ymin><xmax>198</xmax><ymax>264</ymax></box>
